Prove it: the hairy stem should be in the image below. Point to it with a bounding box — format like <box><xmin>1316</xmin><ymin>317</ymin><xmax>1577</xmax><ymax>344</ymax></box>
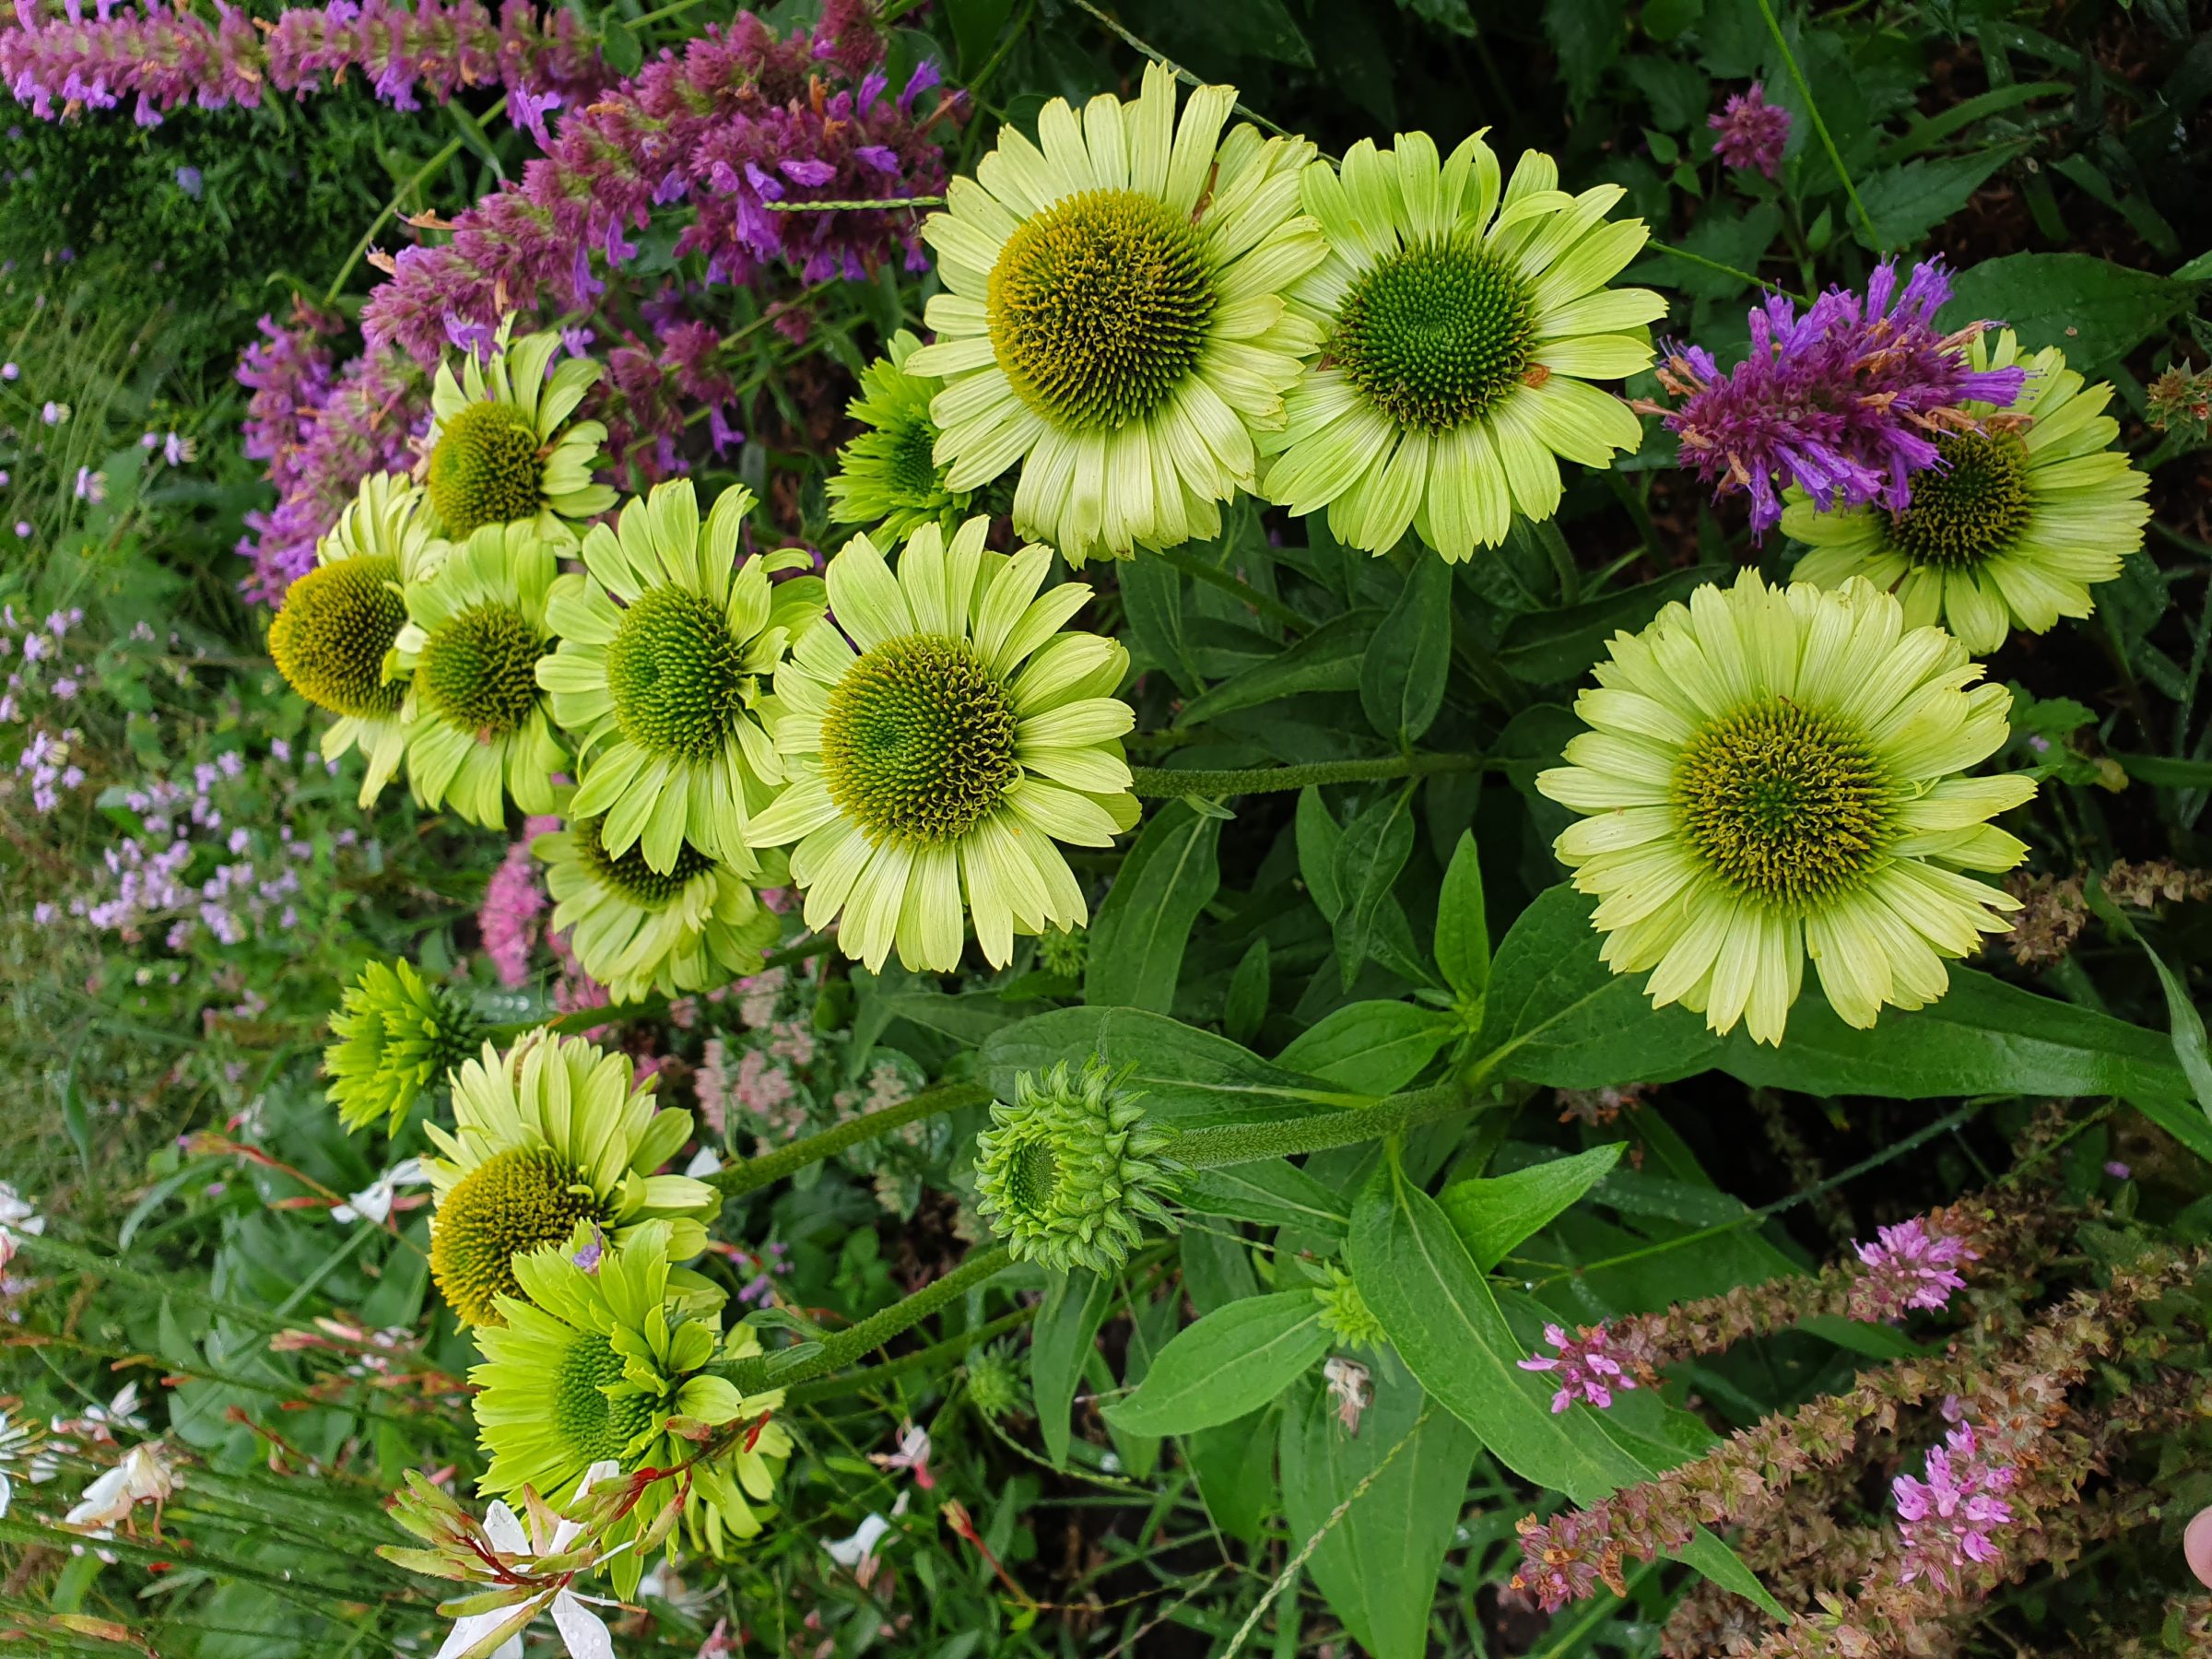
<box><xmin>1130</xmin><ymin>752</ymin><xmax>1480</xmax><ymax>798</ymax></box>
<box><xmin>734</xmin><ymin>1245</ymin><xmax>1016</xmax><ymax>1394</ymax></box>
<box><xmin>1176</xmin><ymin>1081</ymin><xmax>1475</xmax><ymax>1169</ymax></box>
<box><xmin>705</xmin><ymin>1080</ymin><xmax>992</xmax><ymax>1201</ymax></box>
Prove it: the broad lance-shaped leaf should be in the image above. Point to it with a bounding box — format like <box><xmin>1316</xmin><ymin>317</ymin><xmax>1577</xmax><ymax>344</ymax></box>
<box><xmin>1101</xmin><ymin>1291</ymin><xmax>1332</xmax><ymax>1437</ymax></box>
<box><xmin>1030</xmin><ymin>1270</ymin><xmax>1114</xmax><ymax>1468</ymax></box>
<box><xmin>1182</xmin><ymin>1159</ymin><xmax>1349</xmax><ymax>1236</ymax></box>
<box><xmin>1334</xmin><ymin>786</ymin><xmax>1415</xmax><ymax>988</ymax></box>
<box><xmin>1441</xmin><ymin>1143</ymin><xmax>1625</xmax><ymax>1271</ymax></box>
<box><xmin>1280</xmin><ymin>1374</ymin><xmax>1477</xmax><ymax>1659</ymax></box>
<box><xmin>1277</xmin><ymin>1000</ymin><xmax>1456</xmax><ymax>1095</ymax></box>
<box><xmin>1359</xmin><ymin>555</ymin><xmax>1451</xmax><ymax>743</ymax></box>
<box><xmin>1434</xmin><ymin>829</ymin><xmax>1491</xmax><ymax>1011</ymax></box>
<box><xmin>1085</xmin><ymin>800</ymin><xmax>1219</xmax><ymax>1016</ymax></box>
<box><xmin>1348</xmin><ymin>1161</ymin><xmax>1784</xmax><ymax>1618</ymax></box>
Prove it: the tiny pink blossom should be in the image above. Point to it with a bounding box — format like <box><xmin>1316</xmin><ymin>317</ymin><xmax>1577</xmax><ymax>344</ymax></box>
<box><xmin>1848</xmin><ymin>1217</ymin><xmax>1976</xmax><ymax>1322</ymax></box>
<box><xmin>1891</xmin><ymin>1420</ymin><xmax>2015</xmax><ymax>1593</ymax></box>
<box><xmin>1519</xmin><ymin>1322</ymin><xmax>1638</xmax><ymax>1413</ymax></box>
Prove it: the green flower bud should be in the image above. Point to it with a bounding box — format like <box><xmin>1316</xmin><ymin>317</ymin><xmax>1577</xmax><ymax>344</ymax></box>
<box><xmin>972</xmin><ymin>1059</ymin><xmax>1181</xmax><ymax>1275</ymax></box>
<box><xmin>963</xmin><ymin>1338</ymin><xmax>1026</xmax><ymax>1420</ymax></box>
<box><xmin>324</xmin><ymin>959</ymin><xmax>486</xmax><ymax>1134</ymax></box>
<box><xmin>1313</xmin><ymin>1265</ymin><xmax>1386</xmax><ymax>1353</ymax></box>
<box><xmin>1036</xmin><ymin>924</ymin><xmax>1088</xmax><ymax>982</ymax></box>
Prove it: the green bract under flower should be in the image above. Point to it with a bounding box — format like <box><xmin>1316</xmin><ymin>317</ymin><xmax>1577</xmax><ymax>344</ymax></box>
<box><xmin>419</xmin><ymin>319</ymin><xmax>618</xmax><ymax>542</ymax></box>
<box><xmin>268</xmin><ymin>472</ymin><xmax>440</xmax><ymax>810</ymax></box>
<box><xmin>1263</xmin><ymin>133</ymin><xmax>1665</xmax><ymax>561</ymax></box>
<box><xmin>826</xmin><ymin>329</ymin><xmax>972</xmax><ymax>545</ymax></box>
<box><xmin>1785</xmin><ymin>332</ymin><xmax>2153</xmax><ymax>653</ymax></box>
<box><xmin>907</xmin><ymin>61</ymin><xmax>1325</xmax><ymax>562</ymax></box>
<box><xmin>747</xmin><ymin>518</ymin><xmax>1139</xmax><ymax>972</ymax></box>
<box><xmin>392</xmin><ymin>521</ymin><xmax>566</xmax><ymax>829</ymax></box>
<box><xmin>324</xmin><ymin>958</ymin><xmax>486</xmax><ymax>1134</ymax></box>
<box><xmin>472</xmin><ymin>1220</ymin><xmax>792</xmax><ymax>1595</ymax></box>
<box><xmin>535</xmin><ymin>814</ymin><xmax>784</xmax><ymax>1005</ymax></box>
<box><xmin>1536</xmin><ymin>570</ymin><xmax>2036</xmax><ymax>1044</ymax></box>
<box><xmin>538</xmin><ymin>480</ymin><xmax>825</xmax><ymax>877</ymax></box>
<box><xmin>973</xmin><ymin>1059</ymin><xmax>1180</xmax><ymax>1274</ymax></box>
<box><xmin>423</xmin><ymin>1032</ymin><xmax>718</xmax><ymax>1325</ymax></box>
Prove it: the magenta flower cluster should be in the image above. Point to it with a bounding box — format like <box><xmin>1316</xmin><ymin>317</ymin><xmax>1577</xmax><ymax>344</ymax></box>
<box><xmin>1648</xmin><ymin>258</ymin><xmax>2030</xmax><ymax>537</ymax></box>
<box><xmin>1</xmin><ymin>0</ymin><xmax>603</xmax><ymax>140</ymax></box>
<box><xmin>1708</xmin><ymin>83</ymin><xmax>1790</xmax><ymax>177</ymax></box>
<box><xmin>477</xmin><ymin>813</ymin><xmax>557</xmax><ymax>987</ymax></box>
<box><xmin>1891</xmin><ymin>1412</ymin><xmax>2017</xmax><ymax>1593</ymax></box>
<box><xmin>359</xmin><ymin>0</ymin><xmax>957</xmax><ymax>364</ymax></box>
<box><xmin>1518</xmin><ymin>1322</ymin><xmax>1649</xmax><ymax>1413</ymax></box>
<box><xmin>1847</xmin><ymin>1217</ymin><xmax>1977</xmax><ymax>1322</ymax></box>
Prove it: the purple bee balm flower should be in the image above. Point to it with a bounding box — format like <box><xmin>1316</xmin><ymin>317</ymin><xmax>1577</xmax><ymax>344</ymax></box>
<box><xmin>1518</xmin><ymin>1322</ymin><xmax>1652</xmax><ymax>1412</ymax></box>
<box><xmin>1891</xmin><ymin>1419</ymin><xmax>2016</xmax><ymax>1594</ymax></box>
<box><xmin>1708</xmin><ymin>83</ymin><xmax>1791</xmax><ymax>178</ymax></box>
<box><xmin>1644</xmin><ymin>258</ymin><xmax>2030</xmax><ymax>538</ymax></box>
<box><xmin>1847</xmin><ymin>1216</ymin><xmax>1977</xmax><ymax>1322</ymax></box>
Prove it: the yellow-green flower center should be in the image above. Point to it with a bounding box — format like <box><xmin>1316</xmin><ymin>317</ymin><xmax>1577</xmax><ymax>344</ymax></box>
<box><xmin>269</xmin><ymin>555</ymin><xmax>407</xmax><ymax>720</ymax></box>
<box><xmin>430</xmin><ymin>1147</ymin><xmax>604</xmax><ymax>1325</ymax></box>
<box><xmin>1005</xmin><ymin>1132</ymin><xmax>1061</xmax><ymax>1219</ymax></box>
<box><xmin>1674</xmin><ymin>699</ymin><xmax>1892</xmax><ymax>911</ymax></box>
<box><xmin>605</xmin><ymin>585</ymin><xmax>754</xmax><ymax>762</ymax></box>
<box><xmin>1884</xmin><ymin>432</ymin><xmax>2032</xmax><ymax>569</ymax></box>
<box><xmin>419</xmin><ymin>601</ymin><xmax>544</xmax><ymax>736</ymax></box>
<box><xmin>887</xmin><ymin>410</ymin><xmax>947</xmax><ymax>502</ymax></box>
<box><xmin>575</xmin><ymin>816</ymin><xmax>716</xmax><ymax>907</ymax></box>
<box><xmin>428</xmin><ymin>402</ymin><xmax>545</xmax><ymax>536</ymax></box>
<box><xmin>819</xmin><ymin>633</ymin><xmax>1019</xmax><ymax>843</ymax></box>
<box><xmin>552</xmin><ymin>1330</ymin><xmax>662</xmax><ymax>1467</ymax></box>
<box><xmin>1335</xmin><ymin>235</ymin><xmax>1538</xmax><ymax>432</ymax></box>
<box><xmin>987</xmin><ymin>186</ymin><xmax>1218</xmax><ymax>432</ymax></box>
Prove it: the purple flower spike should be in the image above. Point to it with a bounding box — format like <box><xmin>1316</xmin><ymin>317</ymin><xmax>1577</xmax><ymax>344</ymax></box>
<box><xmin>1847</xmin><ymin>1217</ymin><xmax>1977</xmax><ymax>1322</ymax></box>
<box><xmin>1709</xmin><ymin>84</ymin><xmax>1791</xmax><ymax>178</ymax></box>
<box><xmin>1892</xmin><ymin>1419</ymin><xmax>2016</xmax><ymax>1593</ymax></box>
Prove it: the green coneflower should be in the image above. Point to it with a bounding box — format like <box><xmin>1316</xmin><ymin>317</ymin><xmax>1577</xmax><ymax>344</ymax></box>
<box><xmin>324</xmin><ymin>958</ymin><xmax>488</xmax><ymax>1134</ymax></box>
<box><xmin>1787</xmin><ymin>332</ymin><xmax>2153</xmax><ymax>653</ymax></box>
<box><xmin>267</xmin><ymin>472</ymin><xmax>438</xmax><ymax>808</ymax></box>
<box><xmin>535</xmin><ymin>815</ymin><xmax>784</xmax><ymax>1005</ymax></box>
<box><xmin>747</xmin><ymin>518</ymin><xmax>1139</xmax><ymax>972</ymax></box>
<box><xmin>973</xmin><ymin>1059</ymin><xmax>1181</xmax><ymax>1274</ymax></box>
<box><xmin>905</xmin><ymin>61</ymin><xmax>1325</xmax><ymax>563</ymax></box>
<box><xmin>391</xmin><ymin>521</ymin><xmax>566</xmax><ymax>829</ymax></box>
<box><xmin>472</xmin><ymin>1220</ymin><xmax>793</xmax><ymax>1594</ymax></box>
<box><xmin>422</xmin><ymin>1032</ymin><xmax>718</xmax><ymax>1326</ymax></box>
<box><xmin>1535</xmin><ymin>570</ymin><xmax>2036</xmax><ymax>1045</ymax></box>
<box><xmin>536</xmin><ymin>479</ymin><xmax>825</xmax><ymax>877</ymax></box>
<box><xmin>419</xmin><ymin>319</ymin><xmax>618</xmax><ymax>542</ymax></box>
<box><xmin>826</xmin><ymin>330</ymin><xmax>972</xmax><ymax>545</ymax></box>
<box><xmin>962</xmin><ymin>1339</ymin><xmax>1026</xmax><ymax>1420</ymax></box>
<box><xmin>1261</xmin><ymin>133</ymin><xmax>1665</xmax><ymax>561</ymax></box>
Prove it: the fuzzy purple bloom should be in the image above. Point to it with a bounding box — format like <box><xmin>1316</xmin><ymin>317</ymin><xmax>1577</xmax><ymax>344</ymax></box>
<box><xmin>1891</xmin><ymin>1419</ymin><xmax>2016</xmax><ymax>1593</ymax></box>
<box><xmin>1646</xmin><ymin>258</ymin><xmax>2030</xmax><ymax>537</ymax></box>
<box><xmin>1848</xmin><ymin>1217</ymin><xmax>1976</xmax><ymax>1322</ymax></box>
<box><xmin>1708</xmin><ymin>83</ymin><xmax>1790</xmax><ymax>178</ymax></box>
<box><xmin>1519</xmin><ymin>1322</ymin><xmax>1644</xmax><ymax>1413</ymax></box>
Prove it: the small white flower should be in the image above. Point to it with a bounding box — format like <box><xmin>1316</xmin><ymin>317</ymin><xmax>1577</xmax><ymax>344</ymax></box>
<box><xmin>0</xmin><ymin>1182</ymin><xmax>44</xmax><ymax>1271</ymax></box>
<box><xmin>65</xmin><ymin>1442</ymin><xmax>174</xmax><ymax>1534</ymax></box>
<box><xmin>54</xmin><ymin>1381</ymin><xmax>147</xmax><ymax>1447</ymax></box>
<box><xmin>868</xmin><ymin>1421</ymin><xmax>934</xmax><ymax>1489</ymax></box>
<box><xmin>824</xmin><ymin>1511</ymin><xmax>893</xmax><ymax>1576</ymax></box>
<box><xmin>332</xmin><ymin>1157</ymin><xmax>428</xmax><ymax>1225</ymax></box>
<box><xmin>681</xmin><ymin>1145</ymin><xmax>723</xmax><ymax>1179</ymax></box>
<box><xmin>1324</xmin><ymin>1356</ymin><xmax>1372</xmax><ymax>1437</ymax></box>
<box><xmin>435</xmin><ymin>1461</ymin><xmax>621</xmax><ymax>1659</ymax></box>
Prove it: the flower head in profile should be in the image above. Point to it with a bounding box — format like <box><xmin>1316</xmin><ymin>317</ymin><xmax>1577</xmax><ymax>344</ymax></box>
<box><xmin>1649</xmin><ymin>259</ymin><xmax>2029</xmax><ymax>537</ymax></box>
<box><xmin>64</xmin><ymin>1443</ymin><xmax>175</xmax><ymax>1538</ymax></box>
<box><xmin>267</xmin><ymin>472</ymin><xmax>438</xmax><ymax>807</ymax></box>
<box><xmin>1849</xmin><ymin>1217</ymin><xmax>1976</xmax><ymax>1321</ymax></box>
<box><xmin>973</xmin><ymin>1060</ymin><xmax>1181</xmax><ymax>1274</ymax></box>
<box><xmin>1262</xmin><ymin>132</ymin><xmax>1665</xmax><ymax>561</ymax></box>
<box><xmin>472</xmin><ymin>1221</ymin><xmax>791</xmax><ymax>1594</ymax></box>
<box><xmin>1892</xmin><ymin>1419</ymin><xmax>2015</xmax><ymax>1594</ymax></box>
<box><xmin>535</xmin><ymin>816</ymin><xmax>783</xmax><ymax>1005</ymax></box>
<box><xmin>420</xmin><ymin>320</ymin><xmax>618</xmax><ymax>542</ymax></box>
<box><xmin>827</xmin><ymin>330</ymin><xmax>971</xmax><ymax>545</ymax></box>
<box><xmin>1709</xmin><ymin>85</ymin><xmax>1791</xmax><ymax>178</ymax></box>
<box><xmin>393</xmin><ymin>522</ymin><xmax>568</xmax><ymax>828</ymax></box>
<box><xmin>537</xmin><ymin>480</ymin><xmax>825</xmax><ymax>877</ymax></box>
<box><xmin>1537</xmin><ymin>571</ymin><xmax>2036</xmax><ymax>1043</ymax></box>
<box><xmin>422</xmin><ymin>1033</ymin><xmax>719</xmax><ymax>1325</ymax></box>
<box><xmin>1788</xmin><ymin>333</ymin><xmax>2150</xmax><ymax>653</ymax></box>
<box><xmin>906</xmin><ymin>61</ymin><xmax>1325</xmax><ymax>562</ymax></box>
<box><xmin>747</xmin><ymin>518</ymin><xmax>1138</xmax><ymax>971</ymax></box>
<box><xmin>325</xmin><ymin>958</ymin><xmax>488</xmax><ymax>1135</ymax></box>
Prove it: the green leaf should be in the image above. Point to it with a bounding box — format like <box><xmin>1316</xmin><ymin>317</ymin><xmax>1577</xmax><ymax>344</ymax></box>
<box><xmin>1298</xmin><ymin>786</ymin><xmax>1345</xmax><ymax>920</ymax></box>
<box><xmin>1277</xmin><ymin>1001</ymin><xmax>1455</xmax><ymax>1094</ymax></box>
<box><xmin>1102</xmin><ymin>1292</ymin><xmax>1332</xmax><ymax>1437</ymax></box>
<box><xmin>1942</xmin><ymin>253</ymin><xmax>2198</xmax><ymax>371</ymax></box>
<box><xmin>1177</xmin><ymin>612</ymin><xmax>1377</xmax><ymax>726</ymax></box>
<box><xmin>1188</xmin><ymin>1409</ymin><xmax>1279</xmax><ymax>1543</ymax></box>
<box><xmin>1877</xmin><ymin>81</ymin><xmax>2071</xmax><ymax>164</ymax></box>
<box><xmin>1441</xmin><ymin>1144</ymin><xmax>1627</xmax><ymax>1270</ymax></box>
<box><xmin>2081</xmin><ymin>889</ymin><xmax>2212</xmax><ymax>1135</ymax></box>
<box><xmin>1085</xmin><ymin>801</ymin><xmax>1220</xmax><ymax>1014</ymax></box>
<box><xmin>1031</xmin><ymin>1270</ymin><xmax>1114</xmax><ymax>1468</ymax></box>
<box><xmin>1333</xmin><ymin>787</ymin><xmax>1416</xmax><ymax>988</ymax></box>
<box><xmin>1182</xmin><ymin>1159</ymin><xmax>1350</xmax><ymax>1236</ymax></box>
<box><xmin>1544</xmin><ymin>0</ymin><xmax>1625</xmax><ymax>108</ymax></box>
<box><xmin>1852</xmin><ymin>152</ymin><xmax>2013</xmax><ymax>250</ymax></box>
<box><xmin>1280</xmin><ymin>1378</ymin><xmax>1477</xmax><ymax>1659</ymax></box>
<box><xmin>1434</xmin><ymin>830</ymin><xmax>1490</xmax><ymax>1008</ymax></box>
<box><xmin>598</xmin><ymin>15</ymin><xmax>642</xmax><ymax>76</ymax></box>
<box><xmin>1224</xmin><ymin>937</ymin><xmax>1272</xmax><ymax>1046</ymax></box>
<box><xmin>982</xmin><ymin>1006</ymin><xmax>1350</xmax><ymax>1127</ymax></box>
<box><xmin>1168</xmin><ymin>0</ymin><xmax>1313</xmax><ymax>65</ymax></box>
<box><xmin>943</xmin><ymin>0</ymin><xmax>1017</xmax><ymax>70</ymax></box>
<box><xmin>1121</xmin><ymin>554</ymin><xmax>1203</xmax><ymax>695</ymax></box>
<box><xmin>1496</xmin><ymin>564</ymin><xmax>1725</xmax><ymax>684</ymax></box>
<box><xmin>1359</xmin><ymin>559</ymin><xmax>1452</xmax><ymax>742</ymax></box>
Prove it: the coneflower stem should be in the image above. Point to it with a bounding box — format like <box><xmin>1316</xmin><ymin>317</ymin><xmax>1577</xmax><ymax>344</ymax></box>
<box><xmin>1129</xmin><ymin>753</ymin><xmax>1479</xmax><ymax>798</ymax></box>
<box><xmin>1175</xmin><ymin>1082</ymin><xmax>1475</xmax><ymax>1169</ymax></box>
<box><xmin>706</xmin><ymin>1081</ymin><xmax>994</xmax><ymax>1201</ymax></box>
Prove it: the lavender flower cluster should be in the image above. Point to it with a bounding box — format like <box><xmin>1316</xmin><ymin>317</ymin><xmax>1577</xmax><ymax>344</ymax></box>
<box><xmin>358</xmin><ymin>0</ymin><xmax>957</xmax><ymax>363</ymax></box>
<box><xmin>1646</xmin><ymin>258</ymin><xmax>2029</xmax><ymax>536</ymax></box>
<box><xmin>0</xmin><ymin>605</ymin><xmax>92</xmax><ymax>813</ymax></box>
<box><xmin>1</xmin><ymin>0</ymin><xmax>604</xmax><ymax>141</ymax></box>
